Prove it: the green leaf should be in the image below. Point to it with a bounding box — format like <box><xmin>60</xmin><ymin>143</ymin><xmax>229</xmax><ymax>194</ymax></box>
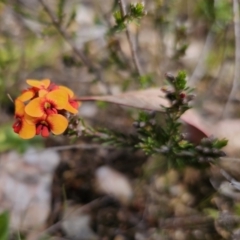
<box><xmin>129</xmin><ymin>2</ymin><xmax>145</xmax><ymax>18</ymax></box>
<box><xmin>57</xmin><ymin>0</ymin><xmax>66</xmax><ymax>24</ymax></box>
<box><xmin>213</xmin><ymin>138</ymin><xmax>228</xmax><ymax>149</ymax></box>
<box><xmin>204</xmin><ymin>208</ymin><xmax>219</xmax><ymax>219</ymax></box>
<box><xmin>113</xmin><ymin>10</ymin><xmax>122</xmax><ymax>24</ymax></box>
<box><xmin>66</xmin><ymin>8</ymin><xmax>76</xmax><ymax>28</ymax></box>
<box><xmin>175</xmin><ymin>71</ymin><xmax>187</xmax><ymax>90</ymax></box>
<box><xmin>139</xmin><ymin>74</ymin><xmax>153</xmax><ymax>88</ymax></box>
<box><xmin>0</xmin><ymin>211</ymin><xmax>9</xmax><ymax>240</ymax></box>
<box><xmin>0</xmin><ymin>124</ymin><xmax>43</xmax><ymax>153</ymax></box>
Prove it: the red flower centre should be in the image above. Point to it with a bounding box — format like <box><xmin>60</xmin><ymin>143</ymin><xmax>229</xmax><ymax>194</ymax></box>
<box><xmin>36</xmin><ymin>121</ymin><xmax>50</xmax><ymax>137</ymax></box>
<box><xmin>13</xmin><ymin>118</ymin><xmax>22</xmax><ymax>133</ymax></box>
<box><xmin>43</xmin><ymin>101</ymin><xmax>58</xmax><ymax>115</ymax></box>
<box><xmin>47</xmin><ymin>83</ymin><xmax>59</xmax><ymax>91</ymax></box>
<box><xmin>70</xmin><ymin>99</ymin><xmax>79</xmax><ymax>109</ymax></box>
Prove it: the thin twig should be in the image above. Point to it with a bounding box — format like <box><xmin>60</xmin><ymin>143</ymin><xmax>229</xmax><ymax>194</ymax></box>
<box><xmin>39</xmin><ymin>0</ymin><xmax>90</xmax><ymax>68</ymax></box>
<box><xmin>159</xmin><ymin>215</ymin><xmax>214</xmax><ymax>229</ymax></box>
<box><xmin>189</xmin><ymin>28</ymin><xmax>215</xmax><ymax>86</ymax></box>
<box><xmin>39</xmin><ymin>0</ymin><xmax>111</xmax><ymax>94</ymax></box>
<box><xmin>118</xmin><ymin>0</ymin><xmax>143</xmax><ymax>76</ymax></box>
<box><xmin>203</xmin><ymin>26</ymin><xmax>229</xmax><ymax>99</ymax></box>
<box><xmin>222</xmin><ymin>0</ymin><xmax>240</xmax><ymax>118</ymax></box>
<box><xmin>45</xmin><ymin>143</ymin><xmax>116</xmax><ymax>151</ymax></box>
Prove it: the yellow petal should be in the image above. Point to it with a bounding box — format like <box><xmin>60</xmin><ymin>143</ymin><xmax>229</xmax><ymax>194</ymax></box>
<box><xmin>39</xmin><ymin>89</ymin><xmax>48</xmax><ymax>97</ymax></box>
<box><xmin>47</xmin><ymin>114</ymin><xmax>68</xmax><ymax>135</ymax></box>
<box><xmin>18</xmin><ymin>119</ymin><xmax>36</xmax><ymax>139</ymax></box>
<box><xmin>24</xmin><ymin>113</ymin><xmax>38</xmax><ymax>125</ymax></box>
<box><xmin>64</xmin><ymin>103</ymin><xmax>78</xmax><ymax>114</ymax></box>
<box><xmin>26</xmin><ymin>79</ymin><xmax>50</xmax><ymax>89</ymax></box>
<box><xmin>17</xmin><ymin>90</ymin><xmax>35</xmax><ymax>102</ymax></box>
<box><xmin>14</xmin><ymin>99</ymin><xmax>25</xmax><ymax>116</ymax></box>
<box><xmin>25</xmin><ymin>97</ymin><xmax>44</xmax><ymax>117</ymax></box>
<box><xmin>46</xmin><ymin>89</ymin><xmax>68</xmax><ymax>109</ymax></box>
<box><xmin>59</xmin><ymin>86</ymin><xmax>74</xmax><ymax>97</ymax></box>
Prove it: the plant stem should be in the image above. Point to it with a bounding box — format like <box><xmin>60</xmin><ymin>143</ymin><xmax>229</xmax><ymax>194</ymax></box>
<box><xmin>39</xmin><ymin>0</ymin><xmax>111</xmax><ymax>94</ymax></box>
<box><xmin>118</xmin><ymin>0</ymin><xmax>143</xmax><ymax>76</ymax></box>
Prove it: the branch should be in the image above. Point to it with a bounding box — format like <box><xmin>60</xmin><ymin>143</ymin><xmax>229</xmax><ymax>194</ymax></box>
<box><xmin>118</xmin><ymin>0</ymin><xmax>143</xmax><ymax>76</ymax></box>
<box><xmin>222</xmin><ymin>0</ymin><xmax>240</xmax><ymax>118</ymax></box>
<box><xmin>189</xmin><ymin>28</ymin><xmax>215</xmax><ymax>86</ymax></box>
<box><xmin>39</xmin><ymin>0</ymin><xmax>111</xmax><ymax>94</ymax></box>
<box><xmin>159</xmin><ymin>215</ymin><xmax>214</xmax><ymax>229</ymax></box>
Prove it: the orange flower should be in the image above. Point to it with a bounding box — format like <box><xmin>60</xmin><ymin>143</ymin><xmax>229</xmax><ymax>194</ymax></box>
<box><xmin>25</xmin><ymin>89</ymin><xmax>68</xmax><ymax>118</ymax></box>
<box><xmin>26</xmin><ymin>79</ymin><xmax>51</xmax><ymax>89</ymax></box>
<box><xmin>59</xmin><ymin>86</ymin><xmax>80</xmax><ymax>114</ymax></box>
<box><xmin>17</xmin><ymin>79</ymin><xmax>51</xmax><ymax>102</ymax></box>
<box><xmin>13</xmin><ymin>78</ymin><xmax>81</xmax><ymax>139</ymax></box>
<box><xmin>27</xmin><ymin>79</ymin><xmax>60</xmax><ymax>94</ymax></box>
<box><xmin>12</xmin><ymin>100</ymin><xmax>36</xmax><ymax>139</ymax></box>
<box><xmin>34</xmin><ymin>114</ymin><xmax>68</xmax><ymax>138</ymax></box>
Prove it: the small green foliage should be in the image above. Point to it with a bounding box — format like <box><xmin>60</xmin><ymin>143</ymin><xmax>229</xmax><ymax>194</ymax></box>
<box><xmin>195</xmin><ymin>136</ymin><xmax>227</xmax><ymax>163</ymax></box>
<box><xmin>57</xmin><ymin>0</ymin><xmax>66</xmax><ymax>24</ymax></box>
<box><xmin>197</xmin><ymin>0</ymin><xmax>215</xmax><ymax>23</ymax></box>
<box><xmin>112</xmin><ymin>10</ymin><xmax>127</xmax><ymax>32</ymax></box>
<box><xmin>129</xmin><ymin>2</ymin><xmax>146</xmax><ymax>20</ymax></box>
<box><xmin>175</xmin><ymin>71</ymin><xmax>187</xmax><ymax>91</ymax></box>
<box><xmin>0</xmin><ymin>124</ymin><xmax>43</xmax><ymax>153</ymax></box>
<box><xmin>212</xmin><ymin>138</ymin><xmax>228</xmax><ymax>149</ymax></box>
<box><xmin>0</xmin><ymin>211</ymin><xmax>9</xmax><ymax>240</ymax></box>
<box><xmin>65</xmin><ymin>117</ymin><xmax>84</xmax><ymax>138</ymax></box>
<box><xmin>204</xmin><ymin>208</ymin><xmax>219</xmax><ymax>219</ymax></box>
<box><xmin>234</xmin><ymin>203</ymin><xmax>240</xmax><ymax>216</ymax></box>
<box><xmin>139</xmin><ymin>74</ymin><xmax>154</xmax><ymax>88</ymax></box>
<box><xmin>110</xmin><ymin>2</ymin><xmax>146</xmax><ymax>33</ymax></box>
<box><xmin>85</xmin><ymin>71</ymin><xmax>227</xmax><ymax>170</ymax></box>
<box><xmin>113</xmin><ymin>11</ymin><xmax>123</xmax><ymax>25</ymax></box>
<box><xmin>92</xmin><ymin>128</ymin><xmax>138</xmax><ymax>148</ymax></box>
<box><xmin>66</xmin><ymin>8</ymin><xmax>76</xmax><ymax>28</ymax></box>
<box><xmin>196</xmin><ymin>0</ymin><xmax>231</xmax><ymax>30</ymax></box>
<box><xmin>96</xmin><ymin>101</ymin><xmax>109</xmax><ymax>109</ymax></box>
<box><xmin>173</xmin><ymin>43</ymin><xmax>188</xmax><ymax>60</ymax></box>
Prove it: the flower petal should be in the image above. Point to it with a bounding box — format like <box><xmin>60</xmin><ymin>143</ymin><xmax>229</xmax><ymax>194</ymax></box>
<box><xmin>64</xmin><ymin>102</ymin><xmax>78</xmax><ymax>114</ymax></box>
<box><xmin>18</xmin><ymin>119</ymin><xmax>36</xmax><ymax>139</ymax></box>
<box><xmin>26</xmin><ymin>79</ymin><xmax>50</xmax><ymax>89</ymax></box>
<box><xmin>47</xmin><ymin>114</ymin><xmax>68</xmax><ymax>135</ymax></box>
<box><xmin>24</xmin><ymin>113</ymin><xmax>38</xmax><ymax>125</ymax></box>
<box><xmin>59</xmin><ymin>86</ymin><xmax>74</xmax><ymax>97</ymax></box>
<box><xmin>46</xmin><ymin>89</ymin><xmax>68</xmax><ymax>109</ymax></box>
<box><xmin>25</xmin><ymin>97</ymin><xmax>44</xmax><ymax>117</ymax></box>
<box><xmin>39</xmin><ymin>89</ymin><xmax>49</xmax><ymax>97</ymax></box>
<box><xmin>14</xmin><ymin>99</ymin><xmax>25</xmax><ymax>117</ymax></box>
<box><xmin>17</xmin><ymin>89</ymin><xmax>35</xmax><ymax>102</ymax></box>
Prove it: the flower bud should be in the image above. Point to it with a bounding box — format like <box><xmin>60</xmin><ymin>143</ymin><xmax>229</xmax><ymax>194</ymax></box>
<box><xmin>133</xmin><ymin>121</ymin><xmax>139</xmax><ymax>128</ymax></box>
<box><xmin>202</xmin><ymin>147</ymin><xmax>210</xmax><ymax>154</ymax></box>
<box><xmin>165</xmin><ymin>73</ymin><xmax>175</xmax><ymax>82</ymax></box>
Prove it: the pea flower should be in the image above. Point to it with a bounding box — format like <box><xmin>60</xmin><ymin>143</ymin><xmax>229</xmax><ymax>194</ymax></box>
<box><xmin>13</xmin><ymin>78</ymin><xmax>81</xmax><ymax>139</ymax></box>
<box><xmin>12</xmin><ymin>100</ymin><xmax>36</xmax><ymax>139</ymax></box>
<box><xmin>17</xmin><ymin>79</ymin><xmax>51</xmax><ymax>102</ymax></box>
<box><xmin>25</xmin><ymin>89</ymin><xmax>69</xmax><ymax>118</ymax></box>
<box><xmin>59</xmin><ymin>86</ymin><xmax>80</xmax><ymax>114</ymax></box>
<box><xmin>34</xmin><ymin>114</ymin><xmax>68</xmax><ymax>138</ymax></box>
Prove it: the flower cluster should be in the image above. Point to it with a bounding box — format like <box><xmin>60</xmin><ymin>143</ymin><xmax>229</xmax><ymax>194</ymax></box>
<box><xmin>13</xmin><ymin>79</ymin><xmax>80</xmax><ymax>139</ymax></box>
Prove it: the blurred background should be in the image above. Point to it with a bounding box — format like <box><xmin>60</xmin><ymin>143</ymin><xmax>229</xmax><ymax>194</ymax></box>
<box><xmin>0</xmin><ymin>0</ymin><xmax>240</xmax><ymax>239</ymax></box>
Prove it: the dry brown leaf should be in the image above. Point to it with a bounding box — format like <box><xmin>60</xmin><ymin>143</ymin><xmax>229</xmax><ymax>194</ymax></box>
<box><xmin>78</xmin><ymin>88</ymin><xmax>169</xmax><ymax>111</ymax></box>
<box><xmin>78</xmin><ymin>88</ymin><xmax>210</xmax><ymax>143</ymax></box>
<box><xmin>181</xmin><ymin>110</ymin><xmax>210</xmax><ymax>144</ymax></box>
